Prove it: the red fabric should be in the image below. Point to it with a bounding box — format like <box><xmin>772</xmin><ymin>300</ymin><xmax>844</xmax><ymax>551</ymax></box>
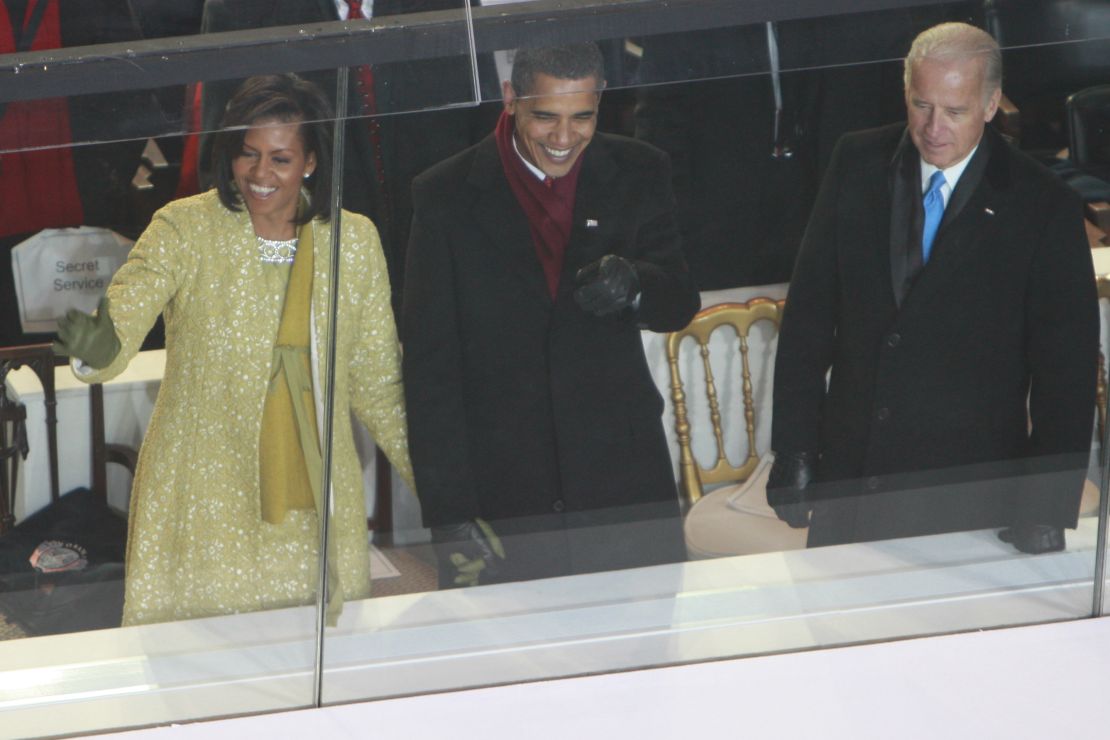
<box><xmin>174</xmin><ymin>82</ymin><xmax>202</xmax><ymax>198</ymax></box>
<box><xmin>347</xmin><ymin>0</ymin><xmax>390</xmax><ymax>218</ymax></box>
<box><xmin>346</xmin><ymin>1</ymin><xmax>375</xmax><ymax>110</ymax></box>
<box><xmin>495</xmin><ymin>110</ymin><xmax>582</xmax><ymax>299</ymax></box>
<box><xmin>0</xmin><ymin>0</ymin><xmax>84</xmax><ymax>237</ymax></box>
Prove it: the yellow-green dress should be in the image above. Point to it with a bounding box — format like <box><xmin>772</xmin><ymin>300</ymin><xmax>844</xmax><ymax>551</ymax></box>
<box><xmin>77</xmin><ymin>190</ymin><xmax>413</xmax><ymax>626</ymax></box>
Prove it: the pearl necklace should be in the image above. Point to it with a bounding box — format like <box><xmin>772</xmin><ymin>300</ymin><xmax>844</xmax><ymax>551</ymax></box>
<box><xmin>256</xmin><ymin>235</ymin><xmax>298</xmax><ymax>264</ymax></box>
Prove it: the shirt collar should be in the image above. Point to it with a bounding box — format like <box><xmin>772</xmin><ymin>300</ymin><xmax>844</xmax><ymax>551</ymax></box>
<box><xmin>512</xmin><ymin>132</ymin><xmax>549</xmax><ymax>182</ymax></box>
<box><xmin>921</xmin><ymin>142</ymin><xmax>978</xmax><ymax>194</ymax></box>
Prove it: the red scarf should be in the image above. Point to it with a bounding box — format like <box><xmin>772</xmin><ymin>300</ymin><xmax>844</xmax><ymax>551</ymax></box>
<box><xmin>495</xmin><ymin>110</ymin><xmax>582</xmax><ymax>299</ymax></box>
<box><xmin>0</xmin><ymin>0</ymin><xmax>84</xmax><ymax>237</ymax></box>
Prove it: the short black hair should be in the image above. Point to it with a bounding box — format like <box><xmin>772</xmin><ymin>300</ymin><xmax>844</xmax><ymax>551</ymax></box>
<box><xmin>510</xmin><ymin>43</ymin><xmax>605</xmax><ymax>97</ymax></box>
<box><xmin>211</xmin><ymin>74</ymin><xmax>334</xmax><ymax>224</ymax></box>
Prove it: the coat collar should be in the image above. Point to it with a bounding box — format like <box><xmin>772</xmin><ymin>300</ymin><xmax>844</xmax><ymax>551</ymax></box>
<box><xmin>465</xmin><ymin>132</ymin><xmax>621</xmax><ymax>306</ymax></box>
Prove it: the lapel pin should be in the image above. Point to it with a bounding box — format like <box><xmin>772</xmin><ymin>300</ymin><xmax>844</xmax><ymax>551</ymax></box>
<box><xmin>984</xmin><ymin>207</ymin><xmax>995</xmax><ymax>216</ymax></box>
<box><xmin>586</xmin><ymin>218</ymin><xmax>599</xmax><ymax>228</ymax></box>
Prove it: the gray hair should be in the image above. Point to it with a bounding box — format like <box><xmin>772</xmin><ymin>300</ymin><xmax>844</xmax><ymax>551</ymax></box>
<box><xmin>904</xmin><ymin>22</ymin><xmax>1002</xmax><ymax>104</ymax></box>
<box><xmin>510</xmin><ymin>43</ymin><xmax>605</xmax><ymax>97</ymax></box>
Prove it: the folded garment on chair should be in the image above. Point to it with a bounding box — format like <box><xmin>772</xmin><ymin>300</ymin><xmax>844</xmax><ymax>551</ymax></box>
<box><xmin>0</xmin><ymin>488</ymin><xmax>126</xmax><ymax>636</ymax></box>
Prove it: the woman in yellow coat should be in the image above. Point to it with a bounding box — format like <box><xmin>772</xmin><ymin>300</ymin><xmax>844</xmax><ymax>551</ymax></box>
<box><xmin>55</xmin><ymin>74</ymin><xmax>412</xmax><ymax>626</ymax></box>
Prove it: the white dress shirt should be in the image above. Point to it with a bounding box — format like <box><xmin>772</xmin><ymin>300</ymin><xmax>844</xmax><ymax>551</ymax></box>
<box><xmin>919</xmin><ymin>141</ymin><xmax>979</xmax><ymax>209</ymax></box>
<box><xmin>335</xmin><ymin>0</ymin><xmax>373</xmax><ymax>20</ymax></box>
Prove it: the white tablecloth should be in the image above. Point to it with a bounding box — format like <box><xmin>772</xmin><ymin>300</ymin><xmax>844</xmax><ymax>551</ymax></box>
<box><xmin>4</xmin><ymin>351</ymin><xmax>408</xmax><ymax>532</ymax></box>
<box><xmin>6</xmin><ymin>350</ymin><xmax>165</xmax><ymax>520</ymax></box>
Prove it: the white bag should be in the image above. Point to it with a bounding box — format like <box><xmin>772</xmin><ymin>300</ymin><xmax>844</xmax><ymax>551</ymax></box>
<box><xmin>11</xmin><ymin>227</ymin><xmax>133</xmax><ymax>334</ymax></box>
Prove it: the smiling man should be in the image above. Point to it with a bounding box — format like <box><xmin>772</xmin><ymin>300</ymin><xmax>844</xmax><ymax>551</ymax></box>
<box><xmin>403</xmin><ymin>43</ymin><xmax>699</xmax><ymax>587</ymax></box>
<box><xmin>767</xmin><ymin>23</ymin><xmax>1098</xmax><ymax>554</ymax></box>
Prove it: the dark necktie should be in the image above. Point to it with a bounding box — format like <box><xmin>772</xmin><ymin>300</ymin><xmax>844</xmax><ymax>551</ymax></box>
<box><xmin>921</xmin><ymin>170</ymin><xmax>946</xmax><ymax>263</ymax></box>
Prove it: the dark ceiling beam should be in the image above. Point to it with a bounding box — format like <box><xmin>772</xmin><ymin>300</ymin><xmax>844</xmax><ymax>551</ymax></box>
<box><xmin>0</xmin><ymin>0</ymin><xmax>956</xmax><ymax>102</ymax></box>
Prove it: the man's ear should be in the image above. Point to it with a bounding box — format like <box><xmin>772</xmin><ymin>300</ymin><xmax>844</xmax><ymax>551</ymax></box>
<box><xmin>502</xmin><ymin>80</ymin><xmax>516</xmax><ymax>114</ymax></box>
<box><xmin>983</xmin><ymin>86</ymin><xmax>1001</xmax><ymax>123</ymax></box>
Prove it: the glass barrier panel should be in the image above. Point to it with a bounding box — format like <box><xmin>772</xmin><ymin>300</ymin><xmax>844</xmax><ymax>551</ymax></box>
<box><xmin>322</xmin><ymin>4</ymin><xmax>1109</xmax><ymax>709</ymax></box>
<box><xmin>0</xmin><ymin>1</ymin><xmax>477</xmax><ymax>732</ymax></box>
<box><xmin>1099</xmin><ymin>276</ymin><xmax>1110</xmax><ymax>615</ymax></box>
<box><xmin>0</xmin><ymin>2</ymin><xmax>478</xmax><ymax>152</ymax></box>
<box><xmin>0</xmin><ymin>0</ymin><xmax>1107</xmax><ymax>735</ymax></box>
<box><xmin>0</xmin><ymin>113</ymin><xmax>348</xmax><ymax>734</ymax></box>
<box><xmin>468</xmin><ymin>0</ymin><xmax>1109</xmax><ymax>95</ymax></box>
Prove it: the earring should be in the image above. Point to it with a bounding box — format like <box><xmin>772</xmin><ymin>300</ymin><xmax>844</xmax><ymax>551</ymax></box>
<box><xmin>303</xmin><ymin>172</ymin><xmax>311</xmax><ymax>180</ymax></box>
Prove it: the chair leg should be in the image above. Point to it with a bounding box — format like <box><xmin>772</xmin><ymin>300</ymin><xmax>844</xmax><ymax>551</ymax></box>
<box><xmin>91</xmin><ymin>384</ymin><xmax>108</xmax><ymax>506</ymax></box>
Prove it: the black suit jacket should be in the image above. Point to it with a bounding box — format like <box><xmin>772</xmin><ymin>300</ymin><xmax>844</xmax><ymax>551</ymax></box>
<box><xmin>772</xmin><ymin>123</ymin><xmax>1098</xmax><ymax>546</ymax></box>
<box><xmin>403</xmin><ymin>132</ymin><xmax>700</xmax><ymax>580</ymax></box>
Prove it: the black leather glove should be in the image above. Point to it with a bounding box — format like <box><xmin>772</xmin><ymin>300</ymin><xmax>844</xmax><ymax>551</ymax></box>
<box><xmin>997</xmin><ymin>524</ymin><xmax>1065</xmax><ymax>554</ymax></box>
<box><xmin>573</xmin><ymin>254</ymin><xmax>640</xmax><ymax>316</ymax></box>
<box><xmin>53</xmin><ymin>296</ymin><xmax>121</xmax><ymax>369</ymax></box>
<box><xmin>766</xmin><ymin>451</ymin><xmax>816</xmax><ymax>528</ymax></box>
<box><xmin>431</xmin><ymin>518</ymin><xmax>506</xmax><ymax>588</ymax></box>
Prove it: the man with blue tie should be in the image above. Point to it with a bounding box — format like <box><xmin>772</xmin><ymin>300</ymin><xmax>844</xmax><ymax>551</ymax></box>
<box><xmin>766</xmin><ymin>22</ymin><xmax>1099</xmax><ymax>553</ymax></box>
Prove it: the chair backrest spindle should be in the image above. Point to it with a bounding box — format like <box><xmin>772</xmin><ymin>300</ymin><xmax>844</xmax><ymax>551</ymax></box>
<box><xmin>665</xmin><ymin>299</ymin><xmax>784</xmax><ymax>506</ymax></box>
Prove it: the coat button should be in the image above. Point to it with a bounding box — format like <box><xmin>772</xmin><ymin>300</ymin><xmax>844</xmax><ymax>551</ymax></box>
<box><xmin>876</xmin><ymin>407</ymin><xmax>890</xmax><ymax>422</ymax></box>
<box><xmin>552</xmin><ymin>499</ymin><xmax>566</xmax><ymax>513</ymax></box>
<box><xmin>886</xmin><ymin>332</ymin><xmax>901</xmax><ymax>348</ymax></box>
<box><xmin>866</xmin><ymin>476</ymin><xmax>880</xmax><ymax>491</ymax></box>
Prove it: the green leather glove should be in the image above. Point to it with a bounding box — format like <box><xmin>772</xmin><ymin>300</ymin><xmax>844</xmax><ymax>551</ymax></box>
<box><xmin>54</xmin><ymin>296</ymin><xmax>121</xmax><ymax>370</ymax></box>
<box><xmin>431</xmin><ymin>518</ymin><xmax>506</xmax><ymax>588</ymax></box>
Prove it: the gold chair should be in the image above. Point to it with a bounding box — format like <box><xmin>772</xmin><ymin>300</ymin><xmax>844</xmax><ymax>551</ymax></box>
<box><xmin>89</xmin><ymin>383</ymin><xmax>138</xmax><ymax>512</ymax></box>
<box><xmin>664</xmin><ymin>299</ymin><xmax>807</xmax><ymax>558</ymax></box>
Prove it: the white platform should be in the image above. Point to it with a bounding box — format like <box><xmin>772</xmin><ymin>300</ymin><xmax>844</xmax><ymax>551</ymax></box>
<box><xmin>88</xmin><ymin>614</ymin><xmax>1110</xmax><ymax>740</ymax></box>
<box><xmin>0</xmin><ymin>517</ymin><xmax>1104</xmax><ymax>738</ymax></box>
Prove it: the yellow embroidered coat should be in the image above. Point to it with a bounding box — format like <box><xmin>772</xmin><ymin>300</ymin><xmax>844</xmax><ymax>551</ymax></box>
<box><xmin>79</xmin><ymin>191</ymin><xmax>413</xmax><ymax>625</ymax></box>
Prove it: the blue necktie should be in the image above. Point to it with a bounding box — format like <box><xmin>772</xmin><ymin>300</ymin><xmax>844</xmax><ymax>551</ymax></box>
<box><xmin>921</xmin><ymin>170</ymin><xmax>946</xmax><ymax>263</ymax></box>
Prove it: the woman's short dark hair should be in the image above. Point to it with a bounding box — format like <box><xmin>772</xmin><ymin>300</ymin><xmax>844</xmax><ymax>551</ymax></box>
<box><xmin>211</xmin><ymin>74</ymin><xmax>334</xmax><ymax>223</ymax></box>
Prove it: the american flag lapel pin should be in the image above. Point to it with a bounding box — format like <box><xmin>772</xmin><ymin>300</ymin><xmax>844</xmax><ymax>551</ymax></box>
<box><xmin>586</xmin><ymin>218</ymin><xmax>599</xmax><ymax>228</ymax></box>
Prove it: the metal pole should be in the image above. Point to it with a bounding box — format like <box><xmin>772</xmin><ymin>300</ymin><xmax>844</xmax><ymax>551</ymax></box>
<box><xmin>1092</xmin><ymin>368</ymin><xmax>1110</xmax><ymax>616</ymax></box>
<box><xmin>765</xmin><ymin>21</ymin><xmax>791</xmax><ymax>160</ymax></box>
<box><xmin>463</xmin><ymin>0</ymin><xmax>482</xmax><ymax>102</ymax></box>
<box><xmin>313</xmin><ymin>65</ymin><xmax>349</xmax><ymax>708</ymax></box>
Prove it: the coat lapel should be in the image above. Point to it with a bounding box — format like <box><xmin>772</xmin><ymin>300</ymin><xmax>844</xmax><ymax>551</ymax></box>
<box><xmin>897</xmin><ymin>128</ymin><xmax>1010</xmax><ymax>311</ymax></box>
<box><xmin>568</xmin><ymin>136</ymin><xmax>620</xmax><ymax>266</ymax></box>
<box><xmin>934</xmin><ymin>128</ymin><xmax>994</xmax><ymax>246</ymax></box>
<box><xmin>887</xmin><ymin>130</ymin><xmax>924</xmax><ymax>308</ymax></box>
<box><xmin>558</xmin><ymin>136</ymin><xmax>621</xmax><ymax>303</ymax></box>
<box><xmin>467</xmin><ymin>135</ymin><xmax>553</xmax><ymax>305</ymax></box>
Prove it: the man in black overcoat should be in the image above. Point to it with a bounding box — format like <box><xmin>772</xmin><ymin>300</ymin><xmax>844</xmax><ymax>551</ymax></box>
<box><xmin>768</xmin><ymin>22</ymin><xmax>1099</xmax><ymax>553</ymax></box>
<box><xmin>403</xmin><ymin>43</ymin><xmax>700</xmax><ymax>587</ymax></box>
